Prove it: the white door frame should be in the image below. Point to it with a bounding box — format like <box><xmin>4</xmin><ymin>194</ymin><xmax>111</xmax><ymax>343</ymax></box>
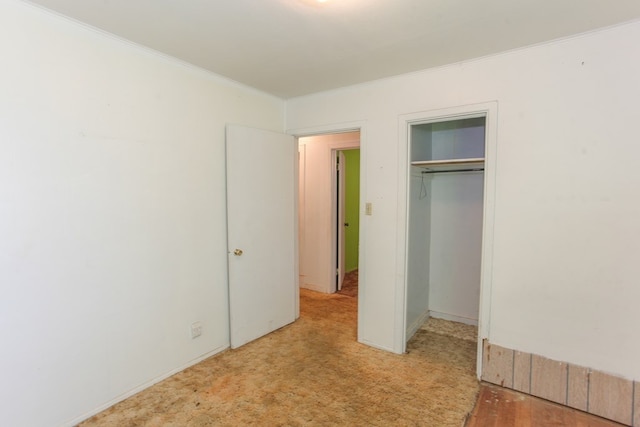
<box><xmin>397</xmin><ymin>102</ymin><xmax>498</xmax><ymax>377</ymax></box>
<box><xmin>298</xmin><ymin>130</ymin><xmax>360</xmax><ymax>293</ymax></box>
<box><xmin>334</xmin><ymin>150</ymin><xmax>346</xmax><ymax>291</ymax></box>
<box><xmin>324</xmin><ymin>140</ymin><xmax>362</xmax><ymax>290</ymax></box>
<box><xmin>288</xmin><ymin>121</ymin><xmax>366</xmax><ymax>341</ymax></box>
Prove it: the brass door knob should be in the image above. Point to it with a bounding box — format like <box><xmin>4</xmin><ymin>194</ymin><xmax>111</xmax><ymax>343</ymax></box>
<box><xmin>233</xmin><ymin>249</ymin><xmax>243</xmax><ymax>256</ymax></box>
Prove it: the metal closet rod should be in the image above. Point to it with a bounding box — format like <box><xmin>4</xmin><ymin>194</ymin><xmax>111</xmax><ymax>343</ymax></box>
<box><xmin>421</xmin><ymin>168</ymin><xmax>484</xmax><ymax>174</ymax></box>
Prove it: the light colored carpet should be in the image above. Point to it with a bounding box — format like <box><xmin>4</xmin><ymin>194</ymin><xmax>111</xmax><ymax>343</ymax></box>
<box><xmin>336</xmin><ymin>269</ymin><xmax>358</xmax><ymax>298</ymax></box>
<box><xmin>79</xmin><ymin>289</ymin><xmax>479</xmax><ymax>426</ymax></box>
<box><xmin>421</xmin><ymin>317</ymin><xmax>478</xmax><ymax>343</ymax></box>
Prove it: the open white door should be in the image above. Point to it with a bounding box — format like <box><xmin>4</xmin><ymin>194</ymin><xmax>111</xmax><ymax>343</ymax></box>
<box><xmin>336</xmin><ymin>151</ymin><xmax>346</xmax><ymax>291</ymax></box>
<box><xmin>226</xmin><ymin>124</ymin><xmax>297</xmax><ymax>349</ymax></box>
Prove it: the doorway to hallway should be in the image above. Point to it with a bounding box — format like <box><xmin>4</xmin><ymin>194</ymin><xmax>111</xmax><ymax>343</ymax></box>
<box><xmin>297</xmin><ymin>132</ymin><xmax>360</xmax><ymax>295</ymax></box>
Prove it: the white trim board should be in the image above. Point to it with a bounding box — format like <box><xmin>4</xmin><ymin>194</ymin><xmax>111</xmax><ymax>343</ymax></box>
<box><xmin>63</xmin><ymin>345</ymin><xmax>228</xmax><ymax>427</ymax></box>
<box><xmin>405</xmin><ymin>309</ymin><xmax>431</xmax><ymax>342</ymax></box>
<box><xmin>429</xmin><ymin>311</ymin><xmax>479</xmax><ymax>327</ymax></box>
<box><xmin>288</xmin><ymin>120</ymin><xmax>368</xmax><ymax>347</ymax></box>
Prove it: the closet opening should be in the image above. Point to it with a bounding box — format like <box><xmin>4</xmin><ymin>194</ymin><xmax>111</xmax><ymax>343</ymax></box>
<box><xmin>404</xmin><ymin>114</ymin><xmax>486</xmax><ymax>353</ymax></box>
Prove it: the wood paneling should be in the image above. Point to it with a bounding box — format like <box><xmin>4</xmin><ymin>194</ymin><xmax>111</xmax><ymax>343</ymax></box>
<box><xmin>481</xmin><ymin>340</ymin><xmax>514</xmax><ymax>388</ymax></box>
<box><xmin>589</xmin><ymin>370</ymin><xmax>633</xmax><ymax>425</ymax></box>
<box><xmin>632</xmin><ymin>381</ymin><xmax>639</xmax><ymax>427</ymax></box>
<box><xmin>513</xmin><ymin>351</ymin><xmax>531</xmax><ymax>393</ymax></box>
<box><xmin>567</xmin><ymin>364</ymin><xmax>589</xmax><ymax>412</ymax></box>
<box><xmin>466</xmin><ymin>384</ymin><xmax>625</xmax><ymax>427</ymax></box>
<box><xmin>480</xmin><ymin>340</ymin><xmax>637</xmax><ymax>426</ymax></box>
<box><xmin>531</xmin><ymin>354</ymin><xmax>567</xmax><ymax>405</ymax></box>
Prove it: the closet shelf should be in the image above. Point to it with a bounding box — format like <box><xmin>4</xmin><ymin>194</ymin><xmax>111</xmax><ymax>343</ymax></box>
<box><xmin>411</xmin><ymin>158</ymin><xmax>484</xmax><ymax>173</ymax></box>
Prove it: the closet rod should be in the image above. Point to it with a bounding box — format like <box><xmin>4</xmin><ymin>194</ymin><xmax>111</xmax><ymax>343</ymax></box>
<box><xmin>421</xmin><ymin>168</ymin><xmax>484</xmax><ymax>174</ymax></box>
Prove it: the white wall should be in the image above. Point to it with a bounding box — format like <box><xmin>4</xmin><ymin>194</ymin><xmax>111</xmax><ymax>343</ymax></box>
<box><xmin>0</xmin><ymin>2</ymin><xmax>283</xmax><ymax>426</ymax></box>
<box><xmin>298</xmin><ymin>132</ymin><xmax>359</xmax><ymax>293</ymax></box>
<box><xmin>428</xmin><ymin>172</ymin><xmax>483</xmax><ymax>323</ymax></box>
<box><xmin>428</xmin><ymin>122</ymin><xmax>485</xmax><ymax>324</ymax></box>
<box><xmin>286</xmin><ymin>20</ymin><xmax>640</xmax><ymax>380</ymax></box>
<box><xmin>405</xmin><ymin>169</ymin><xmax>431</xmax><ymax>339</ymax></box>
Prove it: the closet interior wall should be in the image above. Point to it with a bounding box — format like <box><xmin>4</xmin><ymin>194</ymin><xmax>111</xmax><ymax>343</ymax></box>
<box><xmin>406</xmin><ymin>118</ymin><xmax>485</xmax><ymax>341</ymax></box>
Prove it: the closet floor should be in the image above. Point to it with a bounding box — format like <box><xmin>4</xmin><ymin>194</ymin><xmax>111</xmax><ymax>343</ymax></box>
<box><xmin>421</xmin><ymin>316</ymin><xmax>478</xmax><ymax>342</ymax></box>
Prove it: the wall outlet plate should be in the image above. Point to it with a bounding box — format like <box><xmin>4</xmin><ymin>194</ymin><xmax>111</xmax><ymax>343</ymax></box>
<box><xmin>190</xmin><ymin>321</ymin><xmax>202</xmax><ymax>339</ymax></box>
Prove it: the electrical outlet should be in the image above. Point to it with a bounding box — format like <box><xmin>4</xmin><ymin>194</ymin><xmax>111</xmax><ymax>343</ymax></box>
<box><xmin>190</xmin><ymin>321</ymin><xmax>202</xmax><ymax>339</ymax></box>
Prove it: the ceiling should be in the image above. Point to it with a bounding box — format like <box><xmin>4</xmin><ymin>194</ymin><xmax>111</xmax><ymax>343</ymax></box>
<box><xmin>24</xmin><ymin>0</ymin><xmax>640</xmax><ymax>98</ymax></box>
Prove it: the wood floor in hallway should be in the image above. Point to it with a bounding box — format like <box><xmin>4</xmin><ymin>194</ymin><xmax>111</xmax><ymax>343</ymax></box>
<box><xmin>466</xmin><ymin>384</ymin><xmax>625</xmax><ymax>427</ymax></box>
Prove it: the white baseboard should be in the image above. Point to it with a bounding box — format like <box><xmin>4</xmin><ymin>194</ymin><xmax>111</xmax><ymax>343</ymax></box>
<box><xmin>63</xmin><ymin>344</ymin><xmax>229</xmax><ymax>427</ymax></box>
<box><xmin>360</xmin><ymin>338</ymin><xmax>398</xmax><ymax>354</ymax></box>
<box><xmin>405</xmin><ymin>309</ymin><xmax>431</xmax><ymax>342</ymax></box>
<box><xmin>300</xmin><ymin>282</ymin><xmax>327</xmax><ymax>293</ymax></box>
<box><xmin>429</xmin><ymin>311</ymin><xmax>478</xmax><ymax>326</ymax></box>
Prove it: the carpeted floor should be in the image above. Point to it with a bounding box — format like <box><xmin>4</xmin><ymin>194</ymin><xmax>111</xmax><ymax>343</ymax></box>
<box><xmin>420</xmin><ymin>317</ymin><xmax>478</xmax><ymax>343</ymax></box>
<box><xmin>79</xmin><ymin>283</ymin><xmax>479</xmax><ymax>426</ymax></box>
<box><xmin>336</xmin><ymin>269</ymin><xmax>358</xmax><ymax>298</ymax></box>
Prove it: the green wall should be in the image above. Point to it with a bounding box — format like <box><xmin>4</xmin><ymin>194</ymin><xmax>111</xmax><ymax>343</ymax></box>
<box><xmin>343</xmin><ymin>149</ymin><xmax>360</xmax><ymax>272</ymax></box>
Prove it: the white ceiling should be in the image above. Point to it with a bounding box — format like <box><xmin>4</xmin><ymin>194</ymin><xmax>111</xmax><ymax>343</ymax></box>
<box><xmin>24</xmin><ymin>0</ymin><xmax>640</xmax><ymax>98</ymax></box>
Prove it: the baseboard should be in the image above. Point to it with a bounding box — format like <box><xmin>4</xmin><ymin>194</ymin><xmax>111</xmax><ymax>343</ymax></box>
<box><xmin>300</xmin><ymin>283</ymin><xmax>327</xmax><ymax>293</ymax></box>
<box><xmin>481</xmin><ymin>340</ymin><xmax>639</xmax><ymax>426</ymax></box>
<box><xmin>429</xmin><ymin>310</ymin><xmax>478</xmax><ymax>326</ymax></box>
<box><xmin>63</xmin><ymin>344</ymin><xmax>229</xmax><ymax>427</ymax></box>
<box><xmin>359</xmin><ymin>338</ymin><xmax>399</xmax><ymax>354</ymax></box>
<box><xmin>405</xmin><ymin>310</ymin><xmax>431</xmax><ymax>341</ymax></box>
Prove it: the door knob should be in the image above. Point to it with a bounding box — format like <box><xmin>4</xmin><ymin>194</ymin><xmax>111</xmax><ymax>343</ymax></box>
<box><xmin>233</xmin><ymin>249</ymin><xmax>243</xmax><ymax>256</ymax></box>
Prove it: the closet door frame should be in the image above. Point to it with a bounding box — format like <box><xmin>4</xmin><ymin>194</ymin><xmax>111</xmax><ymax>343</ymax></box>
<box><xmin>396</xmin><ymin>101</ymin><xmax>498</xmax><ymax>378</ymax></box>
